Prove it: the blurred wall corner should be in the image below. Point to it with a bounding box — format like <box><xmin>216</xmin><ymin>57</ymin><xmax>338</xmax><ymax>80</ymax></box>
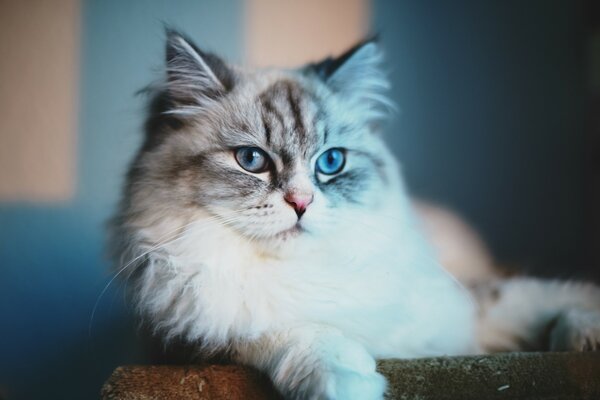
<box><xmin>0</xmin><ymin>0</ymin><xmax>80</xmax><ymax>204</ymax></box>
<box><xmin>244</xmin><ymin>0</ymin><xmax>370</xmax><ymax>68</ymax></box>
<box><xmin>586</xmin><ymin>0</ymin><xmax>600</xmax><ymax>280</ymax></box>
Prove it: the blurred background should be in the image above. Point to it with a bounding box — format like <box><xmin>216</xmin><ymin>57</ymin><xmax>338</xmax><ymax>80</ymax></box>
<box><xmin>0</xmin><ymin>0</ymin><xmax>598</xmax><ymax>398</ymax></box>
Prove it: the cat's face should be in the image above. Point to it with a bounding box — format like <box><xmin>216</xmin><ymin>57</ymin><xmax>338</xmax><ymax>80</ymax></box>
<box><xmin>126</xmin><ymin>32</ymin><xmax>395</xmax><ymax>252</ymax></box>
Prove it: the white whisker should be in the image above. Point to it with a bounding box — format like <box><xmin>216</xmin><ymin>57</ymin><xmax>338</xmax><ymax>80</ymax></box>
<box><xmin>90</xmin><ymin>210</ymin><xmax>248</xmax><ymax>336</ymax></box>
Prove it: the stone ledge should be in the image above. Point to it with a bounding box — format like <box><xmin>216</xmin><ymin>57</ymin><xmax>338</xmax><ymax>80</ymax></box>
<box><xmin>101</xmin><ymin>352</ymin><xmax>600</xmax><ymax>400</ymax></box>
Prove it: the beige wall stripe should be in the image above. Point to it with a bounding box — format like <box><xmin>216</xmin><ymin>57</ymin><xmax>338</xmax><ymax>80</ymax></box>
<box><xmin>244</xmin><ymin>0</ymin><xmax>370</xmax><ymax>68</ymax></box>
<box><xmin>0</xmin><ymin>0</ymin><xmax>80</xmax><ymax>202</ymax></box>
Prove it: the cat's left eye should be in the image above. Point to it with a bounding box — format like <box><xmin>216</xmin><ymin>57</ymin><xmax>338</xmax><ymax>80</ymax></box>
<box><xmin>316</xmin><ymin>148</ymin><xmax>346</xmax><ymax>175</ymax></box>
<box><xmin>234</xmin><ymin>147</ymin><xmax>270</xmax><ymax>173</ymax></box>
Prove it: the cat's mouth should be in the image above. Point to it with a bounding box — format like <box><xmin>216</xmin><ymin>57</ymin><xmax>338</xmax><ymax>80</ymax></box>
<box><xmin>274</xmin><ymin>223</ymin><xmax>306</xmax><ymax>239</ymax></box>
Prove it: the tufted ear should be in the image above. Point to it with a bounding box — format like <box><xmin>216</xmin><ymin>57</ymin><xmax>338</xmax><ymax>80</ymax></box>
<box><xmin>164</xmin><ymin>29</ymin><xmax>235</xmax><ymax>112</ymax></box>
<box><xmin>307</xmin><ymin>38</ymin><xmax>392</xmax><ymax>117</ymax></box>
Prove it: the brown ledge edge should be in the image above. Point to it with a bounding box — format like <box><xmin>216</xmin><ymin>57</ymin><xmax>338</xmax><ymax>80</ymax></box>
<box><xmin>101</xmin><ymin>352</ymin><xmax>600</xmax><ymax>400</ymax></box>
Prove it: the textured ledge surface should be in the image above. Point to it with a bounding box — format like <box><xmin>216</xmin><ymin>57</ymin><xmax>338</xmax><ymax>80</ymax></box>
<box><xmin>101</xmin><ymin>352</ymin><xmax>600</xmax><ymax>400</ymax></box>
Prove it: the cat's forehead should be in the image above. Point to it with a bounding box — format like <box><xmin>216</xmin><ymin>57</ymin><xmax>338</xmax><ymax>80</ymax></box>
<box><xmin>256</xmin><ymin>78</ymin><xmax>320</xmax><ymax>156</ymax></box>
<box><xmin>218</xmin><ymin>73</ymin><xmax>327</xmax><ymax>160</ymax></box>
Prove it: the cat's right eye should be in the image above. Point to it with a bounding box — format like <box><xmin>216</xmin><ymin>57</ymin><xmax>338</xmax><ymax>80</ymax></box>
<box><xmin>234</xmin><ymin>147</ymin><xmax>271</xmax><ymax>173</ymax></box>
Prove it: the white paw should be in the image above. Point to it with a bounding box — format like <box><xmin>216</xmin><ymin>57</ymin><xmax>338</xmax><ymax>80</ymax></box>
<box><xmin>318</xmin><ymin>334</ymin><xmax>386</xmax><ymax>400</ymax></box>
<box><xmin>276</xmin><ymin>335</ymin><xmax>386</xmax><ymax>400</ymax></box>
<box><xmin>550</xmin><ymin>309</ymin><xmax>600</xmax><ymax>351</ymax></box>
<box><xmin>323</xmin><ymin>368</ymin><xmax>387</xmax><ymax>400</ymax></box>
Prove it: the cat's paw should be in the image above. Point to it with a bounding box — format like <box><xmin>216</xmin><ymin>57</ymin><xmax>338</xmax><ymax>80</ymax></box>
<box><xmin>327</xmin><ymin>369</ymin><xmax>387</xmax><ymax>400</ymax></box>
<box><xmin>276</xmin><ymin>335</ymin><xmax>386</xmax><ymax>400</ymax></box>
<box><xmin>549</xmin><ymin>309</ymin><xmax>600</xmax><ymax>351</ymax></box>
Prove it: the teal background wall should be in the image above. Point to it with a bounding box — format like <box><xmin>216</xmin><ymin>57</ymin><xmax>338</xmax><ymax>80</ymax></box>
<box><xmin>374</xmin><ymin>0</ymin><xmax>589</xmax><ymax>278</ymax></box>
<box><xmin>0</xmin><ymin>1</ymin><xmax>242</xmax><ymax>399</ymax></box>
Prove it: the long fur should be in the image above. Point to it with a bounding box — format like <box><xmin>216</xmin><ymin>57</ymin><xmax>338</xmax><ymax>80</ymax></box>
<box><xmin>110</xmin><ymin>31</ymin><xmax>600</xmax><ymax>400</ymax></box>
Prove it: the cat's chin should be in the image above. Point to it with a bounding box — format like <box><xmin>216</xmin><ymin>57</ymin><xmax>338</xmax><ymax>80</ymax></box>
<box><xmin>246</xmin><ymin>223</ymin><xmax>313</xmax><ymax>256</ymax></box>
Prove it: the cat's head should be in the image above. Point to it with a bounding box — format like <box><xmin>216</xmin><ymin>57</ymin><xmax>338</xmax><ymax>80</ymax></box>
<box><xmin>122</xmin><ymin>30</ymin><xmax>399</xmax><ymax>254</ymax></box>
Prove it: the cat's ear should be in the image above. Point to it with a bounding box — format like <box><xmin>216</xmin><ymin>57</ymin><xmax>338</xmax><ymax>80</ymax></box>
<box><xmin>164</xmin><ymin>29</ymin><xmax>235</xmax><ymax>110</ymax></box>
<box><xmin>307</xmin><ymin>38</ymin><xmax>392</xmax><ymax>116</ymax></box>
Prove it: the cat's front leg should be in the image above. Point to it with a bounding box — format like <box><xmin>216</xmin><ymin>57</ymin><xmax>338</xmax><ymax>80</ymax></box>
<box><xmin>231</xmin><ymin>326</ymin><xmax>386</xmax><ymax>400</ymax></box>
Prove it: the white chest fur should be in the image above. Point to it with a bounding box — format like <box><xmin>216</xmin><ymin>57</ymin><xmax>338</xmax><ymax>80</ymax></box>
<box><xmin>136</xmin><ymin>199</ymin><xmax>477</xmax><ymax>359</ymax></box>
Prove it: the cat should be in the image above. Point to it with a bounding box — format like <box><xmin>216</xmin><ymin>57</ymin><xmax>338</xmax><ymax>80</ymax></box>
<box><xmin>110</xmin><ymin>30</ymin><xmax>600</xmax><ymax>399</ymax></box>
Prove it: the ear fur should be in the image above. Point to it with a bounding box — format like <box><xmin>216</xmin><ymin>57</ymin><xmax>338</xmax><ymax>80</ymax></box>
<box><xmin>164</xmin><ymin>29</ymin><xmax>235</xmax><ymax>113</ymax></box>
<box><xmin>308</xmin><ymin>38</ymin><xmax>392</xmax><ymax>118</ymax></box>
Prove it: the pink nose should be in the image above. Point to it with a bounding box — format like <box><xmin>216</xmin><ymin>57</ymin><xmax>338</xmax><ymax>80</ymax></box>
<box><xmin>284</xmin><ymin>192</ymin><xmax>314</xmax><ymax>218</ymax></box>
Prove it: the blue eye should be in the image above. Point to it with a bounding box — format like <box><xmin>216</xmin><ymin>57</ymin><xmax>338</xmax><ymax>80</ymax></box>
<box><xmin>316</xmin><ymin>148</ymin><xmax>345</xmax><ymax>175</ymax></box>
<box><xmin>234</xmin><ymin>147</ymin><xmax>270</xmax><ymax>173</ymax></box>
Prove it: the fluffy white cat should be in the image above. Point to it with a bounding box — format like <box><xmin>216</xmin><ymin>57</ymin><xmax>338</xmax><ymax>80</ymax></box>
<box><xmin>111</xmin><ymin>30</ymin><xmax>600</xmax><ymax>399</ymax></box>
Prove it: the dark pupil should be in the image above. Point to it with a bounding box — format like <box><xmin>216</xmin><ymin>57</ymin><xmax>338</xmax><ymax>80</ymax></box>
<box><xmin>327</xmin><ymin>152</ymin><xmax>335</xmax><ymax>165</ymax></box>
<box><xmin>245</xmin><ymin>151</ymin><xmax>256</xmax><ymax>163</ymax></box>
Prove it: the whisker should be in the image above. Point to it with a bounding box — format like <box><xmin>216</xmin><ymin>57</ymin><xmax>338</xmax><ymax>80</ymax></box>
<box><xmin>89</xmin><ymin>229</ymin><xmax>191</xmax><ymax>337</ymax></box>
<box><xmin>90</xmin><ymin>209</ymin><xmax>248</xmax><ymax>336</ymax></box>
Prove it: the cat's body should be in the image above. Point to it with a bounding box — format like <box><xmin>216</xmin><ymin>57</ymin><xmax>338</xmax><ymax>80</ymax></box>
<box><xmin>112</xmin><ymin>31</ymin><xmax>600</xmax><ymax>399</ymax></box>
